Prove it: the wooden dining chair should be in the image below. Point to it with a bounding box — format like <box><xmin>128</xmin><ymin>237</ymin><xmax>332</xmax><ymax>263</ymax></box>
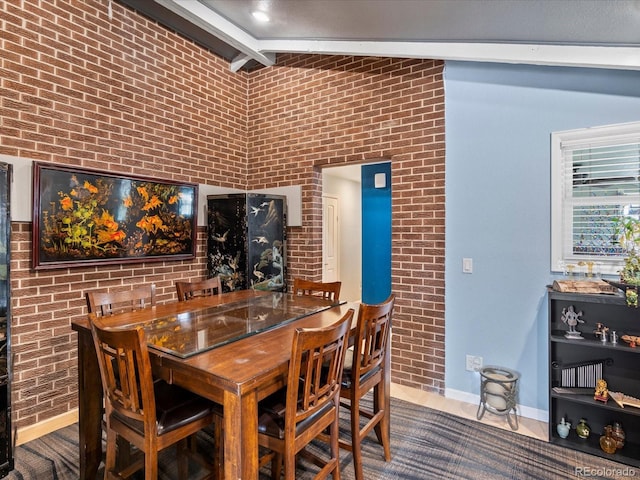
<box><xmin>257</xmin><ymin>308</ymin><xmax>354</xmax><ymax>480</ymax></box>
<box><xmin>85</xmin><ymin>284</ymin><xmax>159</xmax><ymax>474</ymax></box>
<box><xmin>90</xmin><ymin>314</ymin><xmax>222</xmax><ymax>480</ymax></box>
<box><xmin>292</xmin><ymin>278</ymin><xmax>341</xmax><ymax>302</ymax></box>
<box><xmin>86</xmin><ymin>284</ymin><xmax>156</xmax><ymax>317</ymax></box>
<box><xmin>175</xmin><ymin>277</ymin><xmax>222</xmax><ymax>302</ymax></box>
<box><xmin>339</xmin><ymin>294</ymin><xmax>395</xmax><ymax>480</ymax></box>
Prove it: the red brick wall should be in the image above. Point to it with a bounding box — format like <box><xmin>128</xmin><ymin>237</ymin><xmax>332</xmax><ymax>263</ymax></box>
<box><xmin>1</xmin><ymin>0</ymin><xmax>248</xmax><ymax>429</ymax></box>
<box><xmin>1</xmin><ymin>1</ymin><xmax>445</xmax><ymax>430</ymax></box>
<box><xmin>248</xmin><ymin>54</ymin><xmax>446</xmax><ymax>393</ymax></box>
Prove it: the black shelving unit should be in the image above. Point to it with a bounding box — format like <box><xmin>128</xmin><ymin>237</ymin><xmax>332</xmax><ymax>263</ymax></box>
<box><xmin>0</xmin><ymin>163</ymin><xmax>12</xmax><ymax>477</ymax></box>
<box><xmin>549</xmin><ymin>289</ymin><xmax>640</xmax><ymax>467</ymax></box>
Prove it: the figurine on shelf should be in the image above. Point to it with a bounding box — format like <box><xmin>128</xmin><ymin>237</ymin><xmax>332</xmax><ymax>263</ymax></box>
<box><xmin>594</xmin><ymin>378</ymin><xmax>609</xmax><ymax>403</ymax></box>
<box><xmin>561</xmin><ymin>305</ymin><xmax>584</xmax><ymax>339</ymax></box>
<box><xmin>593</xmin><ymin>323</ymin><xmax>609</xmax><ymax>343</ymax></box>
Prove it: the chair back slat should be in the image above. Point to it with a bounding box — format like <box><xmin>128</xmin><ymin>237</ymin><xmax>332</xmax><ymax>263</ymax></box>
<box><xmin>353</xmin><ymin>295</ymin><xmax>395</xmax><ymax>379</ymax></box>
<box><xmin>86</xmin><ymin>284</ymin><xmax>156</xmax><ymax>317</ymax></box>
<box><xmin>286</xmin><ymin>308</ymin><xmax>353</xmax><ymax>426</ymax></box>
<box><xmin>175</xmin><ymin>277</ymin><xmax>222</xmax><ymax>301</ymax></box>
<box><xmin>292</xmin><ymin>278</ymin><xmax>341</xmax><ymax>301</ymax></box>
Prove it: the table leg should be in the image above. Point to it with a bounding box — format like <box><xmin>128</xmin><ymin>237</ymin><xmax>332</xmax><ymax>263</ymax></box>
<box><xmin>223</xmin><ymin>389</ymin><xmax>259</xmax><ymax>480</ymax></box>
<box><xmin>77</xmin><ymin>330</ymin><xmax>102</xmax><ymax>480</ymax></box>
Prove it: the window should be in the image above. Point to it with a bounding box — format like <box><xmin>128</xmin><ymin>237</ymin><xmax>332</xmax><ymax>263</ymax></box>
<box><xmin>551</xmin><ymin>121</ymin><xmax>640</xmax><ymax>275</ymax></box>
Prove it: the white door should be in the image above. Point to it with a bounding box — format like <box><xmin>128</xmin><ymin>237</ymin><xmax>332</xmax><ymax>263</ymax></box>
<box><xmin>323</xmin><ymin>195</ymin><xmax>339</xmax><ymax>282</ymax></box>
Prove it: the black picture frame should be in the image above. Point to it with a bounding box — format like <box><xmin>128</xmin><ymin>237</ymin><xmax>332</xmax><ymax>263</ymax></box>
<box><xmin>32</xmin><ymin>162</ymin><xmax>197</xmax><ymax>269</ymax></box>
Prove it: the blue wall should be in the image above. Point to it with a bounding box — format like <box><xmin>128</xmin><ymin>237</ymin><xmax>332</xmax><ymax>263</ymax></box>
<box><xmin>362</xmin><ymin>163</ymin><xmax>392</xmax><ymax>304</ymax></box>
<box><xmin>444</xmin><ymin>61</ymin><xmax>640</xmax><ymax>416</ymax></box>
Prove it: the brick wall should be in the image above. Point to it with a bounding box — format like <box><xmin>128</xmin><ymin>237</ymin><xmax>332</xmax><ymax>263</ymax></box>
<box><xmin>1</xmin><ymin>0</ymin><xmax>445</xmax><ymax>431</ymax></box>
<box><xmin>1</xmin><ymin>0</ymin><xmax>248</xmax><ymax>429</ymax></box>
<box><xmin>248</xmin><ymin>54</ymin><xmax>446</xmax><ymax>393</ymax></box>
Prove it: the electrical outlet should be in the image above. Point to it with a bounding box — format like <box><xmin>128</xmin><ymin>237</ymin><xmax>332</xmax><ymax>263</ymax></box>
<box><xmin>465</xmin><ymin>355</ymin><xmax>483</xmax><ymax>372</ymax></box>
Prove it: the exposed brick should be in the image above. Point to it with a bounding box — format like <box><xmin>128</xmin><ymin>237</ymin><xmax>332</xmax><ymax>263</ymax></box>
<box><xmin>2</xmin><ymin>0</ymin><xmax>446</xmax><ymax>428</ymax></box>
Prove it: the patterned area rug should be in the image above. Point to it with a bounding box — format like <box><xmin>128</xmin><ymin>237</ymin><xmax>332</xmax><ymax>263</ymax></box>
<box><xmin>4</xmin><ymin>397</ymin><xmax>637</xmax><ymax>479</ymax></box>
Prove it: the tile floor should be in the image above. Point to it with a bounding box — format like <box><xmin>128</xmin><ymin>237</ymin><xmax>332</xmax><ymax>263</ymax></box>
<box><xmin>390</xmin><ymin>383</ymin><xmax>549</xmax><ymax>442</ymax></box>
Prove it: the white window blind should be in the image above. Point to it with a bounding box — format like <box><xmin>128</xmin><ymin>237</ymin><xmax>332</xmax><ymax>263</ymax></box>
<box><xmin>551</xmin><ymin>122</ymin><xmax>640</xmax><ymax>274</ymax></box>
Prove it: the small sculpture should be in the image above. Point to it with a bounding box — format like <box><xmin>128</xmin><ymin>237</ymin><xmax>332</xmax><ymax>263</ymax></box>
<box><xmin>594</xmin><ymin>378</ymin><xmax>609</xmax><ymax>403</ymax></box>
<box><xmin>593</xmin><ymin>323</ymin><xmax>609</xmax><ymax>342</ymax></box>
<box><xmin>561</xmin><ymin>305</ymin><xmax>584</xmax><ymax>339</ymax></box>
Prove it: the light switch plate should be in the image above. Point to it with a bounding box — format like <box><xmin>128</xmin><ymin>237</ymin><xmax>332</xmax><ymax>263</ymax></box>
<box><xmin>462</xmin><ymin>257</ymin><xmax>473</xmax><ymax>273</ymax></box>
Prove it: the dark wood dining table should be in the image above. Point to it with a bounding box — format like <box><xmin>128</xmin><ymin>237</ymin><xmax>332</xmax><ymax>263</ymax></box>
<box><xmin>71</xmin><ymin>289</ymin><xmax>358</xmax><ymax>480</ymax></box>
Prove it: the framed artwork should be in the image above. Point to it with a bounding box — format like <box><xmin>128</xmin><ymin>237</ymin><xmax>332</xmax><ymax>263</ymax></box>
<box><xmin>32</xmin><ymin>163</ymin><xmax>197</xmax><ymax>269</ymax></box>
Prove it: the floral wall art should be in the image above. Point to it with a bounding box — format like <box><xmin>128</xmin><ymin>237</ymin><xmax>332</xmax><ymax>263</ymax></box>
<box><xmin>32</xmin><ymin>163</ymin><xmax>197</xmax><ymax>269</ymax></box>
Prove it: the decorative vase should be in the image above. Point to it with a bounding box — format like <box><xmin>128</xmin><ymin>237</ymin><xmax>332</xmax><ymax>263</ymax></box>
<box><xmin>556</xmin><ymin>418</ymin><xmax>571</xmax><ymax>439</ymax></box>
<box><xmin>576</xmin><ymin>418</ymin><xmax>590</xmax><ymax>439</ymax></box>
<box><xmin>600</xmin><ymin>425</ymin><xmax>617</xmax><ymax>454</ymax></box>
<box><xmin>611</xmin><ymin>421</ymin><xmax>625</xmax><ymax>449</ymax></box>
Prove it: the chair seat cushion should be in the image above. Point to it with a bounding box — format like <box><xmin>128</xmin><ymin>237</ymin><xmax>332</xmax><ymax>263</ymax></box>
<box><xmin>257</xmin><ymin>388</ymin><xmax>333</xmax><ymax>439</ymax></box>
<box><xmin>341</xmin><ymin>349</ymin><xmax>380</xmax><ymax>389</ymax></box>
<box><xmin>111</xmin><ymin>380</ymin><xmax>220</xmax><ymax>436</ymax></box>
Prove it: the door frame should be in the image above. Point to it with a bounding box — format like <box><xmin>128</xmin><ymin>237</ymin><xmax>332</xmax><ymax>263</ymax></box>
<box><xmin>322</xmin><ymin>194</ymin><xmax>340</xmax><ymax>282</ymax></box>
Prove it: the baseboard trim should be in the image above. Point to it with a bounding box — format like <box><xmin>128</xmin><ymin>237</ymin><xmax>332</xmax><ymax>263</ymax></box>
<box><xmin>445</xmin><ymin>388</ymin><xmax>548</xmax><ymax>422</ymax></box>
<box><xmin>15</xmin><ymin>409</ymin><xmax>78</xmax><ymax>446</ymax></box>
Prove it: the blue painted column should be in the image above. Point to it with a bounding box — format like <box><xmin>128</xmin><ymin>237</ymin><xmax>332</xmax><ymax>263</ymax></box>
<box><xmin>361</xmin><ymin>163</ymin><xmax>391</xmax><ymax>303</ymax></box>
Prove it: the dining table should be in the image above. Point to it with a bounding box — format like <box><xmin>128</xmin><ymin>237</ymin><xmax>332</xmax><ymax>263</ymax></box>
<box><xmin>71</xmin><ymin>288</ymin><xmax>358</xmax><ymax>480</ymax></box>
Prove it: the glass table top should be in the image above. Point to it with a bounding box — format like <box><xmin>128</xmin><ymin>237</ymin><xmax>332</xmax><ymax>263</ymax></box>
<box><xmin>123</xmin><ymin>292</ymin><xmax>342</xmax><ymax>358</ymax></box>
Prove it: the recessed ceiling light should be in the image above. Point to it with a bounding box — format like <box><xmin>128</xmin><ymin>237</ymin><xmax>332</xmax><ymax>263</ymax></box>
<box><xmin>252</xmin><ymin>10</ymin><xmax>270</xmax><ymax>22</ymax></box>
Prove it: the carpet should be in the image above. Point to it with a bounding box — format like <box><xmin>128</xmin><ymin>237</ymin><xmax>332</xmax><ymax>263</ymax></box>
<box><xmin>3</xmin><ymin>397</ymin><xmax>637</xmax><ymax>479</ymax></box>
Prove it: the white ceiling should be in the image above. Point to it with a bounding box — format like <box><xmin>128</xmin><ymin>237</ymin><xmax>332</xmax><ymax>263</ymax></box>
<box><xmin>198</xmin><ymin>0</ymin><xmax>639</xmax><ymax>44</ymax></box>
<box><xmin>151</xmin><ymin>0</ymin><xmax>640</xmax><ymax>71</ymax></box>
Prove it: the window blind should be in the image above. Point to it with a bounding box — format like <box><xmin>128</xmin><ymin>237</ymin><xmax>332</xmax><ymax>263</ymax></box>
<box><xmin>562</xmin><ymin>140</ymin><xmax>640</xmax><ymax>259</ymax></box>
